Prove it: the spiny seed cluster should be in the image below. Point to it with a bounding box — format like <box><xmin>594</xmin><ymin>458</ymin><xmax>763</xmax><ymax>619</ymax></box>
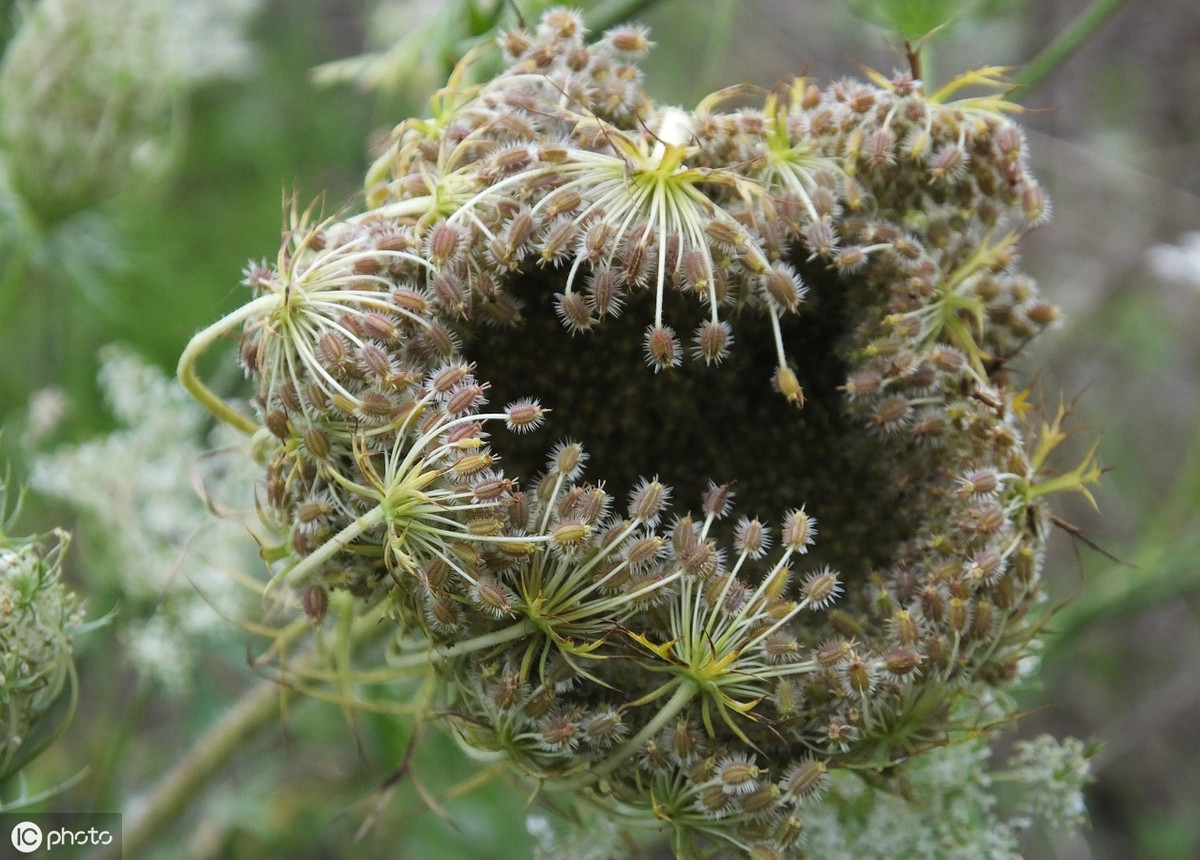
<box><xmin>203</xmin><ymin>9</ymin><xmax>1079</xmax><ymax>857</ymax></box>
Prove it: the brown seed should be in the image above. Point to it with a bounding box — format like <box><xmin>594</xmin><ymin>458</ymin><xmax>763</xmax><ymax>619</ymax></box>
<box><xmin>693</xmin><ymin>320</ymin><xmax>732</xmax><ymax>365</ymax></box>
<box><xmin>884</xmin><ymin>647</ymin><xmax>923</xmax><ymax>676</ymax></box>
<box><xmin>644</xmin><ymin>325</ymin><xmax>680</xmax><ymax>370</ymax></box>
<box><xmin>764</xmin><ymin>263</ymin><xmax>805</xmax><ymax>312</ymax></box>
<box><xmin>445</xmin><ymin>383</ymin><xmax>486</xmax><ymax>417</ymax></box>
<box><xmin>303</xmin><ymin>585</ymin><xmax>328</xmax><ymax>623</ymax></box>
<box><xmin>555</xmin><ymin>291</ymin><xmax>593</xmax><ymax>332</ymax></box>
<box><xmin>782</xmin><ymin>759</ymin><xmax>827</xmax><ymax>801</ymax></box>
<box><xmin>303</xmin><ymin>426</ymin><xmax>331</xmax><ymax>459</ymax></box>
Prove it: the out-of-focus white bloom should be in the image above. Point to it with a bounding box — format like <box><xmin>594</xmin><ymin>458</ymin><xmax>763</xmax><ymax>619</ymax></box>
<box><xmin>801</xmin><ymin>729</ymin><xmax>1089</xmax><ymax>859</ymax></box>
<box><xmin>1147</xmin><ymin>231</ymin><xmax>1200</xmax><ymax>287</ymax></box>
<box><xmin>0</xmin><ymin>0</ymin><xmax>262</xmax><ymax>220</ymax></box>
<box><xmin>22</xmin><ymin>387</ymin><xmax>69</xmax><ymax>444</ymax></box>
<box><xmin>527</xmin><ymin>808</ymin><xmax>619</xmax><ymax>860</ymax></box>
<box><xmin>311</xmin><ymin>0</ymin><xmax>462</xmax><ymax>95</ymax></box>
<box><xmin>30</xmin><ymin>346</ymin><xmax>259</xmax><ymax>691</ymax></box>
<box><xmin>158</xmin><ymin>0</ymin><xmax>263</xmax><ymax>85</ymax></box>
<box><xmin>1005</xmin><ymin>734</ymin><xmax>1092</xmax><ymax>831</ymax></box>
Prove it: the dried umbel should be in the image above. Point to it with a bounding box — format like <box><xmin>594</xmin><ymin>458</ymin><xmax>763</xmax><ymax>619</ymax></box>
<box><xmin>182</xmin><ymin>9</ymin><xmax>1097</xmax><ymax>856</ymax></box>
<box><xmin>0</xmin><ymin>0</ymin><xmax>260</xmax><ymax>223</ymax></box>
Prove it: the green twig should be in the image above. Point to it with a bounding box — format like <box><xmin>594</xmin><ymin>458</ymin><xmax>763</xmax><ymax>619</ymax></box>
<box><xmin>1012</xmin><ymin>0</ymin><xmax>1128</xmax><ymax>98</ymax></box>
<box><xmin>583</xmin><ymin>0</ymin><xmax>666</xmax><ymax>32</ymax></box>
<box><xmin>107</xmin><ymin>674</ymin><xmax>285</xmax><ymax>860</ymax></box>
<box><xmin>101</xmin><ymin>610</ymin><xmax>395</xmax><ymax>859</ymax></box>
<box><xmin>177</xmin><ymin>295</ymin><xmax>279</xmax><ymax>436</ymax></box>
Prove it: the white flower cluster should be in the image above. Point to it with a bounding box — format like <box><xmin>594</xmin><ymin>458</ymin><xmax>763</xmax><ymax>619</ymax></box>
<box><xmin>1147</xmin><ymin>231</ymin><xmax>1200</xmax><ymax>288</ymax></box>
<box><xmin>1005</xmin><ymin>733</ymin><xmax>1092</xmax><ymax>832</ymax></box>
<box><xmin>30</xmin><ymin>346</ymin><xmax>260</xmax><ymax>691</ymax></box>
<box><xmin>801</xmin><ymin>730</ymin><xmax>1091</xmax><ymax>859</ymax></box>
<box><xmin>0</xmin><ymin>0</ymin><xmax>262</xmax><ymax>221</ymax></box>
<box><xmin>526</xmin><ymin>809</ymin><xmax>620</xmax><ymax>860</ymax></box>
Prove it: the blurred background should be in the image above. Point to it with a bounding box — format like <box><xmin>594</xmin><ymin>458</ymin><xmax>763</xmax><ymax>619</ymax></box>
<box><xmin>2</xmin><ymin>0</ymin><xmax>1198</xmax><ymax>857</ymax></box>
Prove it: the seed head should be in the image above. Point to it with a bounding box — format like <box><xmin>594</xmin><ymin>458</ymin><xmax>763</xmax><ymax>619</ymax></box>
<box><xmin>628</xmin><ymin>477</ymin><xmax>670</xmax><ymax>524</ymax></box>
<box><xmin>801</xmin><ymin>566</ymin><xmax>842</xmax><ymax>608</ymax></box>
<box><xmin>773</xmin><ymin>365</ymin><xmax>805</xmax><ymax>407</ymax></box>
<box><xmin>604</xmin><ymin>24</ymin><xmax>653</xmax><ymax>57</ymax></box>
<box><xmin>780</xmin><ymin>758</ymin><xmax>827</xmax><ymax>802</ymax></box>
<box><xmin>763</xmin><ymin>262</ymin><xmax>806</xmax><ymax>313</ymax></box>
<box><xmin>644</xmin><ymin>324</ymin><xmax>681</xmax><ymax>371</ymax></box>
<box><xmin>548</xmin><ymin>440</ymin><xmax>588</xmax><ymax>480</ymax></box>
<box><xmin>715</xmin><ymin>753</ymin><xmax>761</xmax><ymax>795</ymax></box>
<box><xmin>470</xmin><ymin>576</ymin><xmax>517</xmax><ymax>617</ymax></box>
<box><xmin>693</xmin><ymin>319</ymin><xmax>733</xmax><ymax>365</ymax></box>
<box><xmin>781</xmin><ymin>507</ymin><xmax>817</xmax><ymax>552</ymax></box>
<box><xmin>504</xmin><ymin>398</ymin><xmax>547</xmax><ymax>433</ymax></box>
<box><xmin>182</xmin><ymin>11</ymin><xmax>1077</xmax><ymax>848</ymax></box>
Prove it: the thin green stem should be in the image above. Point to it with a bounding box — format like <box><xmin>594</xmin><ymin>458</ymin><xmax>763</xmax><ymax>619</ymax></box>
<box><xmin>1012</xmin><ymin>0</ymin><xmax>1129</xmax><ymax>97</ymax></box>
<box><xmin>100</xmin><ymin>612</ymin><xmax>381</xmax><ymax>860</ymax></box>
<box><xmin>177</xmin><ymin>294</ymin><xmax>284</xmax><ymax>435</ymax></box>
<box><xmin>388</xmin><ymin>618</ymin><xmax>538</xmax><ymax>671</ymax></box>
<box><xmin>589</xmin><ymin>679</ymin><xmax>697</xmax><ymax>780</ymax></box>
<box><xmin>275</xmin><ymin>504</ymin><xmax>387</xmax><ymax>590</ymax></box>
<box><xmin>583</xmin><ymin>0</ymin><xmax>665</xmax><ymax>32</ymax></box>
<box><xmin>107</xmin><ymin>673</ymin><xmax>283</xmax><ymax>860</ymax></box>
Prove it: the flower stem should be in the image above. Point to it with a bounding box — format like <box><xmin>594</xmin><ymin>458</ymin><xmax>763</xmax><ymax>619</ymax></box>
<box><xmin>177</xmin><ymin>294</ymin><xmax>284</xmax><ymax>435</ymax></box>
<box><xmin>1012</xmin><ymin>0</ymin><xmax>1129</xmax><ymax>97</ymax></box>
<box><xmin>388</xmin><ymin>619</ymin><xmax>538</xmax><ymax>671</ymax></box>
<box><xmin>107</xmin><ymin>674</ymin><xmax>284</xmax><ymax>860</ymax></box>
<box><xmin>273</xmin><ymin>503</ymin><xmax>387</xmax><ymax>591</ymax></box>
<box><xmin>588</xmin><ymin>679</ymin><xmax>698</xmax><ymax>780</ymax></box>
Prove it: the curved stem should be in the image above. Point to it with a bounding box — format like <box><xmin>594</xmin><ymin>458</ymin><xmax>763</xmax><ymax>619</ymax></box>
<box><xmin>177</xmin><ymin>294</ymin><xmax>284</xmax><ymax>435</ymax></box>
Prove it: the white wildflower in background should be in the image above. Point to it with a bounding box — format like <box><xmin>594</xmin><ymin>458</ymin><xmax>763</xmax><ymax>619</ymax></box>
<box><xmin>1004</xmin><ymin>734</ymin><xmax>1092</xmax><ymax>832</ymax></box>
<box><xmin>803</xmin><ymin>737</ymin><xmax>1018</xmax><ymax>860</ymax></box>
<box><xmin>527</xmin><ymin>809</ymin><xmax>620</xmax><ymax>860</ymax></box>
<box><xmin>1147</xmin><ymin>231</ymin><xmax>1200</xmax><ymax>287</ymax></box>
<box><xmin>801</xmin><ymin>730</ymin><xmax>1092</xmax><ymax>859</ymax></box>
<box><xmin>21</xmin><ymin>387</ymin><xmax>69</xmax><ymax>447</ymax></box>
<box><xmin>29</xmin><ymin>346</ymin><xmax>259</xmax><ymax>691</ymax></box>
<box><xmin>158</xmin><ymin>0</ymin><xmax>262</xmax><ymax>85</ymax></box>
<box><xmin>0</xmin><ymin>0</ymin><xmax>262</xmax><ymax>224</ymax></box>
